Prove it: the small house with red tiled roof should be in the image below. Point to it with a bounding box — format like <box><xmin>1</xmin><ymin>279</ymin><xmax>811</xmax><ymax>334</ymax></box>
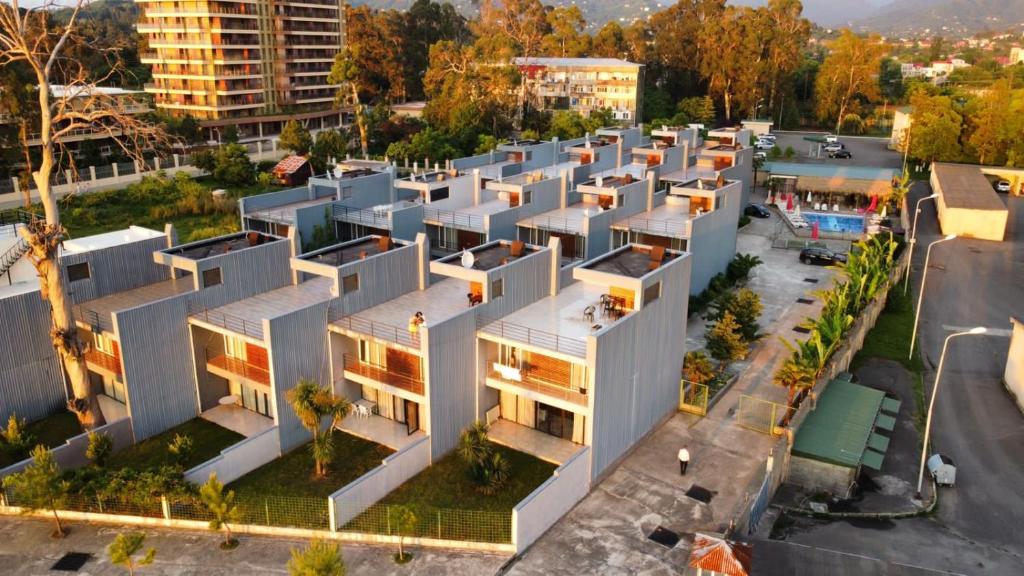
<box><xmin>272</xmin><ymin>155</ymin><xmax>314</xmax><ymax>186</ymax></box>
<box><xmin>686</xmin><ymin>533</ymin><xmax>753</xmax><ymax>576</ymax></box>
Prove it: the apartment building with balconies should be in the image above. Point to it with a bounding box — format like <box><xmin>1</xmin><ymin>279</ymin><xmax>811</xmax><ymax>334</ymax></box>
<box><xmin>328</xmin><ymin>237</ymin><xmax>556</xmax><ymax>459</ymax></box>
<box><xmin>71</xmin><ymin>229</ymin><xmax>293</xmax><ymax>440</ymax></box>
<box><xmin>514</xmin><ymin>57</ymin><xmax>645</xmax><ymax>125</ymax></box>
<box><xmin>611</xmin><ymin>176</ymin><xmax>742</xmax><ymax>294</ymax></box>
<box><xmin>135</xmin><ymin>0</ymin><xmax>346</xmax><ymax>141</ymax></box>
<box><xmin>658</xmin><ymin>125</ymin><xmax>755</xmax><ymax>207</ymax></box>
<box><xmin>477</xmin><ymin>243</ymin><xmax>691</xmax><ymax>479</ymax></box>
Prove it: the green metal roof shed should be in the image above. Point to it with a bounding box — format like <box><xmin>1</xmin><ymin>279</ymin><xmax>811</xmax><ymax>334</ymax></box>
<box><xmin>792</xmin><ymin>379</ymin><xmax>892</xmax><ymax>471</ymax></box>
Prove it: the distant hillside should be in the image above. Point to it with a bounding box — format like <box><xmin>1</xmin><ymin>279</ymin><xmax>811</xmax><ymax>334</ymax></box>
<box><xmin>851</xmin><ymin>0</ymin><xmax>1024</xmax><ymax>35</ymax></box>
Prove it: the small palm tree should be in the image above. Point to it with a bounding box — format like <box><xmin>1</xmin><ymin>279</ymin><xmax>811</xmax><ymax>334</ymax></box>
<box><xmin>457</xmin><ymin>421</ymin><xmax>491</xmax><ymax>479</ymax></box>
<box><xmin>287</xmin><ymin>379</ymin><xmax>351</xmax><ymax>478</ymax></box>
<box><xmin>199</xmin><ymin>473</ymin><xmax>240</xmax><ymax>550</ymax></box>
<box><xmin>773</xmin><ymin>359</ymin><xmax>816</xmax><ymax>410</ymax></box>
<box><xmin>108</xmin><ymin>532</ymin><xmax>156</xmax><ymax>575</ymax></box>
<box><xmin>479</xmin><ymin>452</ymin><xmax>511</xmax><ymax>495</ymax></box>
<box><xmin>287</xmin><ymin>539</ymin><xmax>345</xmax><ymax>576</ymax></box>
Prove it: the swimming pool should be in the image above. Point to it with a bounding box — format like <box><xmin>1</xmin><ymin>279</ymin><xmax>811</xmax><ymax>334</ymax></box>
<box><xmin>801</xmin><ymin>212</ymin><xmax>865</xmax><ymax>234</ymax></box>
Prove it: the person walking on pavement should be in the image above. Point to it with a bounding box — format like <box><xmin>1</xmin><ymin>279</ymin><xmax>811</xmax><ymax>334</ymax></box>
<box><xmin>679</xmin><ymin>446</ymin><xmax>690</xmax><ymax>476</ymax></box>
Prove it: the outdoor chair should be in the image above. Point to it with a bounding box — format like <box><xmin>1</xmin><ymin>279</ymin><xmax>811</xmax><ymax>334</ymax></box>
<box><xmin>510</xmin><ymin>240</ymin><xmax>525</xmax><ymax>258</ymax></box>
<box><xmin>583</xmin><ymin>305</ymin><xmax>596</xmax><ymax>323</ymax></box>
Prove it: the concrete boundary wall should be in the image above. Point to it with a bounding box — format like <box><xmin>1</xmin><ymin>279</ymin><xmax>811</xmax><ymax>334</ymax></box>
<box><xmin>511</xmin><ymin>446</ymin><xmax>591</xmax><ymax>553</ymax></box>
<box><xmin>328</xmin><ymin>435</ymin><xmax>431</xmax><ymax>529</ymax></box>
<box><xmin>0</xmin><ymin>417</ymin><xmax>133</xmax><ymax>479</ymax></box>
<box><xmin>184</xmin><ymin>426</ymin><xmax>282</xmax><ymax>485</ymax></box>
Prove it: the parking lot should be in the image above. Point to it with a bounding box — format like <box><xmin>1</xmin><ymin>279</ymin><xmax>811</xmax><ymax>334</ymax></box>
<box><xmin>763</xmin><ymin>131</ymin><xmax>901</xmax><ymax>170</ymax></box>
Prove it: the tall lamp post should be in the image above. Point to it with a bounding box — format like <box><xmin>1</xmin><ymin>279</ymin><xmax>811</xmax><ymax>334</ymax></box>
<box><xmin>915</xmin><ymin>327</ymin><xmax>988</xmax><ymax>498</ymax></box>
<box><xmin>909</xmin><ymin>234</ymin><xmax>956</xmax><ymax>360</ymax></box>
<box><xmin>904</xmin><ymin>193</ymin><xmax>940</xmax><ymax>295</ymax></box>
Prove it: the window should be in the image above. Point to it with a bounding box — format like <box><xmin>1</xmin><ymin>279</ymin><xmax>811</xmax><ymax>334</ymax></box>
<box><xmin>429</xmin><ymin>186</ymin><xmax>450</xmax><ymax>202</ymax></box>
<box><xmin>358</xmin><ymin>339</ymin><xmax>386</xmax><ymax>367</ymax></box>
<box><xmin>342</xmin><ymin>273</ymin><xmax>359</xmax><ymax>294</ymax></box>
<box><xmin>224</xmin><ymin>336</ymin><xmax>247</xmax><ymax>360</ymax></box>
<box><xmin>643</xmin><ymin>282</ymin><xmax>661</xmax><ymax>307</ymax></box>
<box><xmin>202</xmin><ymin>267</ymin><xmax>222</xmax><ymax>287</ymax></box>
<box><xmin>67</xmin><ymin>262</ymin><xmax>90</xmax><ymax>282</ymax></box>
<box><xmin>94</xmin><ymin>332</ymin><xmax>116</xmax><ymax>355</ymax></box>
<box><xmin>491</xmin><ymin>278</ymin><xmax>504</xmax><ymax>299</ymax></box>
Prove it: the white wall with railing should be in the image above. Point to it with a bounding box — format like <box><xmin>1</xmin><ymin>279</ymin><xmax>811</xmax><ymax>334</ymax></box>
<box><xmin>183</xmin><ymin>425</ymin><xmax>281</xmax><ymax>485</ymax></box>
<box><xmin>511</xmin><ymin>446</ymin><xmax>591</xmax><ymax>552</ymax></box>
<box><xmin>0</xmin><ymin>417</ymin><xmax>133</xmax><ymax>479</ymax></box>
<box><xmin>328</xmin><ymin>434</ymin><xmax>431</xmax><ymax>530</ymax></box>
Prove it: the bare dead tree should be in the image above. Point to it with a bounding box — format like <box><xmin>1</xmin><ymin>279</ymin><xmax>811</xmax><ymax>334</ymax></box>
<box><xmin>0</xmin><ymin>0</ymin><xmax>171</xmax><ymax>429</ymax></box>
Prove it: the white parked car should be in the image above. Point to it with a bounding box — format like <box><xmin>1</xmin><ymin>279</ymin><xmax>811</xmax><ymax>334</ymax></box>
<box><xmin>995</xmin><ymin>180</ymin><xmax>1011</xmax><ymax>193</ymax></box>
<box><xmin>759</xmin><ymin>133</ymin><xmax>777</xmax><ymax>142</ymax></box>
<box><xmin>755</xmin><ymin>140</ymin><xmax>775</xmax><ymax>150</ymax></box>
<box><xmin>824</xmin><ymin>142</ymin><xmax>844</xmax><ymax>153</ymax></box>
<box><xmin>824</xmin><ymin>134</ymin><xmax>838</xmax><ymax>143</ymax></box>
<box><xmin>753</xmin><ymin>151</ymin><xmax>767</xmax><ymax>161</ymax></box>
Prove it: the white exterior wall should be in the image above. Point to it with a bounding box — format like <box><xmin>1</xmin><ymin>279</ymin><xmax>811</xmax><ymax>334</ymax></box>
<box><xmin>512</xmin><ymin>446</ymin><xmax>591</xmax><ymax>552</ymax></box>
<box><xmin>184</xmin><ymin>425</ymin><xmax>282</xmax><ymax>485</ymax></box>
<box><xmin>329</xmin><ymin>435</ymin><xmax>431</xmax><ymax>529</ymax></box>
<box><xmin>1005</xmin><ymin>318</ymin><xmax>1024</xmax><ymax>413</ymax></box>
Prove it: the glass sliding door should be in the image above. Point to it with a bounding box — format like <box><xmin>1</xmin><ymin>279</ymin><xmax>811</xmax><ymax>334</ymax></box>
<box><xmin>535</xmin><ymin>402</ymin><xmax>575</xmax><ymax>441</ymax></box>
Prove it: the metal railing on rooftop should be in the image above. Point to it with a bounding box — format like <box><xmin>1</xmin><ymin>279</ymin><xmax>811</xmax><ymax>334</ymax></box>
<box><xmin>422</xmin><ymin>206</ymin><xmax>486</xmax><ymax>231</ymax></box>
<box><xmin>73</xmin><ymin>304</ymin><xmax>114</xmax><ymax>334</ymax></box>
<box><xmin>331</xmin><ymin>204</ymin><xmax>392</xmax><ymax>229</ymax></box>
<box><xmin>189</xmin><ymin>301</ymin><xmax>265</xmax><ymax>340</ymax></box>
<box><xmin>477</xmin><ymin>317</ymin><xmax>587</xmax><ymax>357</ymax></box>
<box><xmin>331</xmin><ymin>313</ymin><xmax>421</xmax><ymax>349</ymax></box>
<box><xmin>519</xmin><ymin>214</ymin><xmax>583</xmax><ymax>233</ymax></box>
<box><xmin>619</xmin><ymin>216</ymin><xmax>690</xmax><ymax>238</ymax></box>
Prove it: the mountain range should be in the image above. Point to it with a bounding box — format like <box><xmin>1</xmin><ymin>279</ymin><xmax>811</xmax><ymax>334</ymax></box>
<box><xmin>352</xmin><ymin>0</ymin><xmax>1024</xmax><ymax>34</ymax></box>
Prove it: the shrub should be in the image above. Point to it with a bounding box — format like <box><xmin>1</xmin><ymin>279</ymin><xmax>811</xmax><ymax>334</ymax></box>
<box><xmin>770</xmin><ymin>145</ymin><xmax>782</xmax><ymax>158</ymax></box>
<box><xmin>167</xmin><ymin>434</ymin><xmax>194</xmax><ymax>467</ymax></box>
<box><xmin>0</xmin><ymin>414</ymin><xmax>35</xmax><ymax>455</ymax></box>
<box><xmin>784</xmin><ymin>146</ymin><xmax>795</xmax><ymax>158</ymax></box>
<box><xmin>86</xmin><ymin>432</ymin><xmax>113</xmax><ymax>468</ymax></box>
<box><xmin>705</xmin><ymin>311</ymin><xmax>747</xmax><ymax>366</ymax></box>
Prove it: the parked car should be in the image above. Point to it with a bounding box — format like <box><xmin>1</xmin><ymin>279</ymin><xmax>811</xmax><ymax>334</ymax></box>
<box><xmin>755</xmin><ymin>140</ymin><xmax>775</xmax><ymax>150</ymax></box>
<box><xmin>829</xmin><ymin>150</ymin><xmax>852</xmax><ymax>159</ymax></box>
<box><xmin>744</xmin><ymin>203</ymin><xmax>771</xmax><ymax>218</ymax></box>
<box><xmin>995</xmin><ymin>179</ymin><xmax>1011</xmax><ymax>193</ymax></box>
<box><xmin>753</xmin><ymin>151</ymin><xmax>767</xmax><ymax>161</ymax></box>
<box><xmin>824</xmin><ymin>142</ymin><xmax>845</xmax><ymax>153</ymax></box>
<box><xmin>824</xmin><ymin>134</ymin><xmax>838</xmax><ymax>143</ymax></box>
<box><xmin>799</xmin><ymin>247</ymin><xmax>847</xmax><ymax>265</ymax></box>
<box><xmin>758</xmin><ymin>134</ymin><xmax>777</xmax><ymax>143</ymax></box>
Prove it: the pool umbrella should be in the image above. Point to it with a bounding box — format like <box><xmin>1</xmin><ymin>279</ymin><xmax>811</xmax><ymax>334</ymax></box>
<box><xmin>811</xmin><ymin>222</ymin><xmax>819</xmax><ymax>239</ymax></box>
<box><xmin>880</xmin><ymin>204</ymin><xmax>887</xmax><ymax>218</ymax></box>
<box><xmin>795</xmin><ymin>203</ymin><xmax>801</xmax><ymax>216</ymax></box>
<box><xmin>786</xmin><ymin>194</ymin><xmax>794</xmax><ymax>211</ymax></box>
<box><xmin>806</xmin><ymin>190</ymin><xmax>812</xmax><ymax>204</ymax></box>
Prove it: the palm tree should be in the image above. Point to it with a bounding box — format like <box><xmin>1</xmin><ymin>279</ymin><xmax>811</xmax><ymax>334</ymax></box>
<box><xmin>773</xmin><ymin>359</ymin><xmax>815</xmax><ymax>410</ymax></box>
<box><xmin>458</xmin><ymin>421</ymin><xmax>492</xmax><ymax>480</ymax></box>
<box><xmin>287</xmin><ymin>379</ymin><xmax>351</xmax><ymax>478</ymax></box>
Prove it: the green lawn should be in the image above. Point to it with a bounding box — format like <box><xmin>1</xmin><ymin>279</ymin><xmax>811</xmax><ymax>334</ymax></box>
<box><xmin>376</xmin><ymin>445</ymin><xmax>556</xmax><ymax>512</ymax></box>
<box><xmin>107</xmin><ymin>418</ymin><xmax>244</xmax><ymax>471</ymax></box>
<box><xmin>851</xmin><ymin>283</ymin><xmax>926</xmax><ymax>430</ymax></box>
<box><xmin>227</xmin><ymin>430</ymin><xmax>393</xmax><ymax>500</ymax></box>
<box><xmin>0</xmin><ymin>411</ymin><xmax>83</xmax><ymax>468</ymax></box>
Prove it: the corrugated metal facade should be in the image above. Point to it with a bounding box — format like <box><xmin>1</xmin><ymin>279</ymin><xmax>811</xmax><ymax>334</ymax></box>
<box><xmin>588</xmin><ymin>254</ymin><xmax>691</xmax><ymax>479</ymax></box>
<box><xmin>265</xmin><ymin>300</ymin><xmax>334</xmax><ymax>453</ymax></box>
<box><xmin>0</xmin><ymin>287</ymin><xmax>64</xmax><ymax>422</ymax></box>
<box><xmin>63</xmin><ymin>235</ymin><xmax>171</xmax><ymax>304</ymax></box>
<box><xmin>423</xmin><ymin>310</ymin><xmax>479</xmax><ymax>458</ymax></box>
<box><xmin>114</xmin><ymin>241</ymin><xmax>293</xmax><ymax>441</ymax></box>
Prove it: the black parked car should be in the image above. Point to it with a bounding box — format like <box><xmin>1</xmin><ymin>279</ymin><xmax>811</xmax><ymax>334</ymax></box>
<box><xmin>800</xmin><ymin>247</ymin><xmax>847</xmax><ymax>265</ymax></box>
<box><xmin>829</xmin><ymin>150</ymin><xmax>852</xmax><ymax>159</ymax></box>
<box><xmin>744</xmin><ymin>203</ymin><xmax>771</xmax><ymax>218</ymax></box>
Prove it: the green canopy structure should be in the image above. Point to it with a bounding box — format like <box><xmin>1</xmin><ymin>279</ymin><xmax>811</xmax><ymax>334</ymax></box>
<box><xmin>792</xmin><ymin>379</ymin><xmax>896</xmax><ymax>471</ymax></box>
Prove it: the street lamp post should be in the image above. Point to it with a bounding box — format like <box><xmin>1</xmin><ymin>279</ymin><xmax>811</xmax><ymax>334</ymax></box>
<box><xmin>915</xmin><ymin>327</ymin><xmax>988</xmax><ymax>498</ymax></box>
<box><xmin>904</xmin><ymin>193</ymin><xmax>941</xmax><ymax>295</ymax></box>
<box><xmin>909</xmin><ymin>234</ymin><xmax>956</xmax><ymax>360</ymax></box>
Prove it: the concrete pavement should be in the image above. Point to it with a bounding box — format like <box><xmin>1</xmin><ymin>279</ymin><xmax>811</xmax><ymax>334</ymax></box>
<box><xmin>0</xmin><ymin>516</ymin><xmax>509</xmax><ymax>575</ymax></box>
<box><xmin>506</xmin><ymin>228</ymin><xmax>837</xmax><ymax>574</ymax></box>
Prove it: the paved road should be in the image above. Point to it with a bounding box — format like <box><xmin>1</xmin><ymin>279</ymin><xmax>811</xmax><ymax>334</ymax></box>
<box><xmin>0</xmin><ymin>516</ymin><xmax>508</xmax><ymax>576</ymax></box>
<box><xmin>770</xmin><ymin>131</ymin><xmax>902</xmax><ymax>169</ymax></box>
<box><xmin>764</xmin><ymin>182</ymin><xmax>1024</xmax><ymax>574</ymax></box>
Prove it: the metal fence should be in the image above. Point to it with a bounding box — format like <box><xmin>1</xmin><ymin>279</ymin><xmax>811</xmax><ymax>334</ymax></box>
<box><xmin>341</xmin><ymin>502</ymin><xmax>512</xmax><ymax>544</ymax></box>
<box><xmin>737</xmin><ymin>395</ymin><xmax>792</xmax><ymax>436</ymax></box>
<box><xmin>679</xmin><ymin>380</ymin><xmax>708</xmax><ymax>416</ymax></box>
<box><xmin>477</xmin><ymin>317</ymin><xmax>587</xmax><ymax>358</ymax></box>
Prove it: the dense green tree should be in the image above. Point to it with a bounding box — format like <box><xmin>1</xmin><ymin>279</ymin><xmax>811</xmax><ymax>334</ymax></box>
<box><xmin>966</xmin><ymin>79</ymin><xmax>1011</xmax><ymax>165</ymax></box>
<box><xmin>310</xmin><ymin>130</ymin><xmax>345</xmax><ymax>173</ymax></box>
<box><xmin>279</xmin><ymin>120</ymin><xmax>313</xmax><ymax>156</ymax></box>
<box><xmin>591</xmin><ymin>22</ymin><xmax>626</xmax><ymax>59</ymax></box>
<box><xmin>705</xmin><ymin>311</ymin><xmax>747</xmax><ymax>366</ymax></box>
<box><xmin>222</xmin><ymin>125</ymin><xmax>239</xmax><ymax>145</ymax></box>
<box><xmin>210</xmin><ymin>144</ymin><xmax>255</xmax><ymax>186</ymax></box>
<box><xmin>815</xmin><ymin>30</ymin><xmax>888</xmax><ymax>133</ymax></box>
<box><xmin>540</xmin><ymin>6</ymin><xmax>590</xmax><ymax>58</ymax></box>
<box><xmin>385</xmin><ymin>127</ymin><xmax>460</xmax><ymax>163</ymax></box>
<box><xmin>85</xmin><ymin>431</ymin><xmax>112</xmax><ymax>467</ymax></box>
<box><xmin>908</xmin><ymin>89</ymin><xmax>963</xmax><ymax>162</ymax></box>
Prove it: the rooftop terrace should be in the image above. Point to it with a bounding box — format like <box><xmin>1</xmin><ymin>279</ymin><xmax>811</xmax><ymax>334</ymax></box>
<box><xmin>437</xmin><ymin>241</ymin><xmax>539</xmax><ymax>271</ymax></box>
<box><xmin>611</xmin><ymin>202</ymin><xmax>692</xmax><ymax>238</ymax></box>
<box><xmin>581</xmin><ymin>245</ymin><xmax>679</xmax><ymax>278</ymax></box>
<box><xmin>163</xmin><ymin>232</ymin><xmax>280</xmax><ymax>261</ymax></box>
<box><xmin>62</xmin><ymin>226</ymin><xmax>165</xmax><ymax>254</ymax></box>
<box><xmin>74</xmin><ymin>276</ymin><xmax>195</xmax><ymax>333</ymax></box>
<box><xmin>301</xmin><ymin>236</ymin><xmax>398</xmax><ymax>267</ymax></box>
<box><xmin>247</xmin><ymin>197</ymin><xmax>333</xmax><ymax>225</ymax></box>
